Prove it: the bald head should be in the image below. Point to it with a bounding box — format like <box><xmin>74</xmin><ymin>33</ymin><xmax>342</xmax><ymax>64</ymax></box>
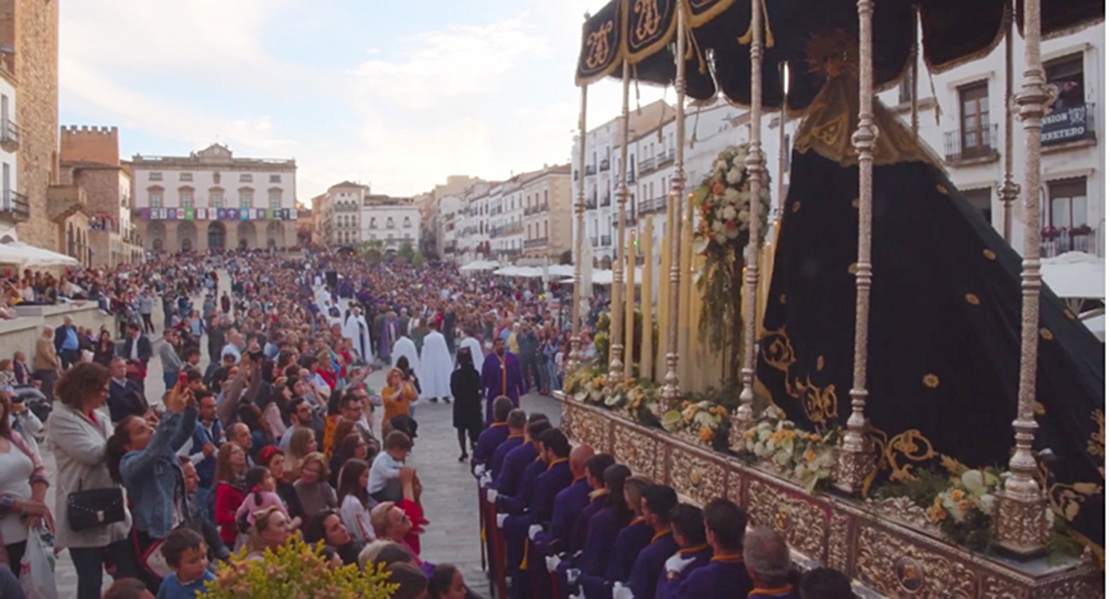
<box><xmin>229</xmin><ymin>423</ymin><xmax>252</xmax><ymax>451</ymax></box>
<box><xmin>569</xmin><ymin>443</ymin><xmax>595</xmax><ymax>477</ymax></box>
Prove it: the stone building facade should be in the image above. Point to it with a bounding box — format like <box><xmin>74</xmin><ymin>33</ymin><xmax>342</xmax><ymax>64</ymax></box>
<box><xmin>522</xmin><ymin>164</ymin><xmax>572</xmax><ymax>260</ymax></box>
<box><xmin>59</xmin><ymin>125</ymin><xmax>143</xmax><ymax>267</ymax></box>
<box><xmin>0</xmin><ymin>0</ymin><xmax>60</xmax><ymax>249</ymax></box>
<box><xmin>128</xmin><ymin>144</ymin><xmax>297</xmax><ymax>253</ymax></box>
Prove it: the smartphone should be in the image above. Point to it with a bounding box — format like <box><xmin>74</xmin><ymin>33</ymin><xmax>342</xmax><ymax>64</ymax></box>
<box><xmin>177</xmin><ymin>371</ymin><xmax>189</xmax><ymax>392</ymax></box>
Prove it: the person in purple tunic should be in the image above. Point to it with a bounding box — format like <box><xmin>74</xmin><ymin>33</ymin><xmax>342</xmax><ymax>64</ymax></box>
<box><xmin>472</xmin><ymin>396</ymin><xmax>514</xmax><ymax>471</ymax></box>
<box><xmin>481</xmin><ymin>338</ymin><xmax>525</xmax><ymax>424</ymax></box>
<box><xmin>514</xmin><ymin>429</ymin><xmax>574</xmax><ymax>599</ymax></box>
<box><xmin>676</xmin><ymin>498</ymin><xmax>753</xmax><ymax>599</ymax></box>
<box><xmin>578</xmin><ymin>475</ymin><xmax>653</xmax><ymax>599</ymax></box>
<box><xmin>533</xmin><ymin>443</ymin><xmax>594</xmax><ymax>558</ymax></box>
<box><xmin>494</xmin><ymin>418</ymin><xmax>551</xmax><ymax>498</ymax></box>
<box><xmin>488</xmin><ymin>409</ymin><xmax>526</xmax><ymax>480</ymax></box>
<box><xmin>553</xmin><ymin>453</ymin><xmax>615</xmax><ymax>599</ymax></box>
<box><xmin>565</xmin><ymin>464</ymin><xmax>633</xmax><ymax>597</ymax></box>
<box><xmin>624</xmin><ymin>485</ymin><xmax>680</xmax><ymax>599</ymax></box>
<box><xmin>654</xmin><ymin>504</ymin><xmax>712</xmax><ymax>599</ymax></box>
<box><xmin>798</xmin><ymin>567</ymin><xmax>854</xmax><ymax>599</ymax></box>
<box><xmin>743</xmin><ymin>528</ymin><xmax>802</xmax><ymax>599</ymax></box>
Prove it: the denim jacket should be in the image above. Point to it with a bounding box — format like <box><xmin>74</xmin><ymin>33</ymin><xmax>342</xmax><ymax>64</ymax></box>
<box><xmin>120</xmin><ymin>405</ymin><xmax>197</xmax><ymax>539</ymax></box>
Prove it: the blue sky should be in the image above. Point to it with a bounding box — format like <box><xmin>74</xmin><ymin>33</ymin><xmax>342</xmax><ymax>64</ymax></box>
<box><xmin>58</xmin><ymin>0</ymin><xmax>666</xmax><ymax>203</ymax></box>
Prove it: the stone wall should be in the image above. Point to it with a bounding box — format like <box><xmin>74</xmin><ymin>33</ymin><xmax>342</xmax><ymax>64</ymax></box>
<box><xmin>2</xmin><ymin>302</ymin><xmax>113</xmax><ymax>359</ymax></box>
<box><xmin>60</xmin><ymin>126</ymin><xmax>119</xmax><ymax>167</ymax></box>
<box><xmin>9</xmin><ymin>0</ymin><xmax>59</xmax><ymax>249</ymax></box>
<box><xmin>71</xmin><ymin>166</ymin><xmax>122</xmax><ymax>215</ymax></box>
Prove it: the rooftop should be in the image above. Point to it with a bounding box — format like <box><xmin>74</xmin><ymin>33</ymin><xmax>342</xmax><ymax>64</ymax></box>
<box><xmin>130</xmin><ymin>144</ymin><xmax>295</xmax><ymax>168</ymax></box>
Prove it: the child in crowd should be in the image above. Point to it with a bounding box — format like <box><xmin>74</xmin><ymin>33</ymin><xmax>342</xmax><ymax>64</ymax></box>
<box><xmin>236</xmin><ymin>465</ymin><xmax>302</xmax><ymax>532</ymax></box>
<box><xmin>368</xmin><ymin>430</ymin><xmax>413</xmax><ymax>503</ymax></box>
<box><xmin>157</xmin><ymin>528</ymin><xmax>215</xmax><ymax>599</ymax></box>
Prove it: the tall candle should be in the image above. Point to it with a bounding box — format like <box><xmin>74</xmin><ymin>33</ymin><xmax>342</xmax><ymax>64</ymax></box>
<box><xmin>677</xmin><ymin>201</ymin><xmax>693</xmax><ymax>392</ymax></box>
<box><xmin>624</xmin><ymin>231</ymin><xmax>636</xmax><ymax>380</ymax></box>
<box><xmin>641</xmin><ymin>217</ymin><xmax>654</xmax><ymax>381</ymax></box>
<box><xmin>657</xmin><ymin>206</ymin><xmax>672</xmax><ymax>384</ymax></box>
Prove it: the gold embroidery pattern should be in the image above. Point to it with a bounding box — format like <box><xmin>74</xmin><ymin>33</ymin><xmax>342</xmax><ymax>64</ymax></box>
<box><xmin>850</xmin><ymin>198</ymin><xmax>860</xmax><ymax>208</ymax></box>
<box><xmin>760</xmin><ymin>328</ymin><xmax>838</xmax><ymax>429</ymax></box>
<box><xmin>982</xmin><ymin>248</ymin><xmax>997</xmax><ymax>260</ymax></box>
<box><xmin>883</xmin><ymin>430</ymin><xmax>938</xmax><ymax>482</ymax></box>
<box><xmin>816</xmin><ymin>356</ymin><xmax>825</xmax><ymax>372</ymax></box>
<box><xmin>632</xmin><ymin>0</ymin><xmax>663</xmax><ymax>44</ymax></box>
<box><xmin>791</xmin><ymin>201</ymin><xmax>801</xmax><ymax>213</ymax></box>
<box><xmin>778</xmin><ymin>293</ymin><xmax>786</xmax><ymax>305</ymax></box>
<box><xmin>1040</xmin><ymin>328</ymin><xmax>1054</xmax><ymax>341</ymax></box>
<box><xmin>847</xmin><ymin>263</ymin><xmax>858</xmax><ymax>275</ymax></box>
<box><xmin>585</xmin><ymin>22</ymin><xmax>614</xmax><ymax>70</ymax></box>
<box><xmin>965</xmin><ymin>293</ymin><xmax>980</xmax><ymax>306</ymax></box>
<box><xmin>935</xmin><ymin>184</ymin><xmax>949</xmax><ymax>195</ymax></box>
<box><xmin>1048</xmin><ymin>481</ymin><xmax>1103</xmax><ymax>522</ymax></box>
<box><xmin>1089</xmin><ymin>410</ymin><xmax>1104</xmax><ymax>476</ymax></box>
<box><xmin>922</xmin><ymin>374</ymin><xmax>939</xmax><ymax>389</ymax></box>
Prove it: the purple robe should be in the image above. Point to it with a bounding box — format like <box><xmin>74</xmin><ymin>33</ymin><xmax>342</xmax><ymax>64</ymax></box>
<box><xmin>379</xmin><ymin>316</ymin><xmax>399</xmax><ymax>360</ymax></box>
<box><xmin>498</xmin><ymin>457</ymin><xmax>546</xmax><ymax>515</ymax></box>
<box><xmin>628</xmin><ymin>532</ymin><xmax>679</xmax><ymax>599</ymax></box>
<box><xmin>653</xmin><ymin>545</ymin><xmax>712</xmax><ymax>599</ymax></box>
<box><xmin>577</xmin><ymin>508</ymin><xmax>625</xmax><ymax>577</ymax></box>
<box><xmin>580</xmin><ymin>519</ymin><xmax>653</xmax><ymax>598</ymax></box>
<box><xmin>569</xmin><ymin>493</ymin><xmax>607</xmax><ymax>554</ymax></box>
<box><xmin>480</xmin><ymin>350</ymin><xmax>524</xmax><ymax>423</ymax></box>
<box><xmin>533</xmin><ymin>477</ymin><xmax>591</xmax><ymax>556</ymax></box>
<box><xmin>489</xmin><ymin>434</ymin><xmax>525</xmax><ymax>481</ymax></box>
<box><xmin>747</xmin><ymin>586</ymin><xmax>802</xmax><ymax>598</ymax></box>
<box><xmin>495</xmin><ymin>442</ymin><xmax>539</xmax><ymax>497</ymax></box>
<box><xmin>472</xmin><ymin>422</ymin><xmax>510</xmax><ymax>469</ymax></box>
<box><xmin>676</xmin><ymin>556</ymin><xmax>754</xmax><ymax>599</ymax></box>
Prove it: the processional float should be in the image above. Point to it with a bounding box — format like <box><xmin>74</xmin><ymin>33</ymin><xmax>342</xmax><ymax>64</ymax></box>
<box><xmin>563</xmin><ymin>0</ymin><xmax>1105</xmax><ymax>595</ymax></box>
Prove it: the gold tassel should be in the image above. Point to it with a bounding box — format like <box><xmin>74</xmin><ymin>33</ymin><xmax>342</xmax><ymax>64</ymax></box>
<box><xmin>520</xmin><ymin>538</ymin><xmax>530</xmax><ymax>569</ymax></box>
<box><xmin>736</xmin><ymin>0</ymin><xmax>775</xmax><ymax>48</ymax></box>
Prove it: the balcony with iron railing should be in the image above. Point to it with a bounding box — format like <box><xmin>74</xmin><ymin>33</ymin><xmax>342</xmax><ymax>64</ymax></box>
<box><xmin>1042</xmin><ymin>102</ymin><xmax>1097</xmax><ymax>148</ymax></box>
<box><xmin>1041</xmin><ymin>224</ymin><xmax>1103</xmax><ymax>257</ymax></box>
<box><xmin>943</xmin><ymin>123</ymin><xmax>999</xmax><ymax>164</ymax></box>
<box><xmin>0</xmin><ymin>189</ymin><xmax>29</xmax><ymax>222</ymax></box>
<box><xmin>600</xmin><ymin>158</ymin><xmax>610</xmax><ymax>172</ymax></box>
<box><xmin>627</xmin><ymin>164</ymin><xmax>636</xmax><ymax>183</ymax></box>
<box><xmin>1</xmin><ymin>119</ymin><xmax>19</xmax><ymax>150</ymax></box>
<box><xmin>586</xmin><ymin>195</ymin><xmax>598</xmax><ymax>210</ymax></box>
<box><xmin>585</xmin><ymin>165</ymin><xmax>597</xmax><ymax>176</ymax></box>
<box><xmin>658</xmin><ymin>148</ymin><xmax>675</xmax><ymax>166</ymax></box>
<box><xmin>601</xmin><ymin>193</ymin><xmax>611</xmax><ymax>208</ymax></box>
<box><xmin>600</xmin><ymin>234</ymin><xmax>612</xmax><ymax>246</ymax></box>
<box><xmin>638</xmin><ymin>196</ymin><xmax>668</xmax><ymax>214</ymax></box>
<box><xmin>524</xmin><ymin>237</ymin><xmax>548</xmax><ymax>249</ymax></box>
<box><xmin>638</xmin><ymin>156</ymin><xmax>656</xmax><ymax>173</ymax></box>
<box><xmin>591</xmin><ymin>236</ymin><xmax>599</xmax><ymax>247</ymax></box>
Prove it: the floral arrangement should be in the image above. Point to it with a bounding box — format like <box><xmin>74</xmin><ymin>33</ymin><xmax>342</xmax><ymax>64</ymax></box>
<box><xmin>737</xmin><ymin>415</ymin><xmax>838</xmax><ymax>493</ymax></box>
<box><xmin>873</xmin><ymin>465</ymin><xmax>1002</xmax><ymax>552</ymax></box>
<box><xmin>204</xmin><ymin>537</ymin><xmax>395</xmax><ymax>599</ymax></box>
<box><xmin>691</xmin><ymin>145</ymin><xmax>771</xmax><ymax>384</ymax></box>
<box><xmin>661</xmin><ymin>400</ymin><xmax>731</xmax><ymax>447</ymax></box>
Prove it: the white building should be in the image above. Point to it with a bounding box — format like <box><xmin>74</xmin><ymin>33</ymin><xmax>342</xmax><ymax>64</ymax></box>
<box><xmin>130</xmin><ymin>144</ymin><xmax>297</xmax><ymax>251</ymax></box>
<box><xmin>882</xmin><ymin>20</ymin><xmax>1104</xmax><ymax>257</ymax></box>
<box><xmin>437</xmin><ymin>194</ymin><xmax>462</xmax><ymax>259</ymax></box>
<box><xmin>458</xmin><ymin>180</ymin><xmax>494</xmax><ymax>264</ymax></box>
<box><xmin>319</xmin><ymin>181</ymin><xmax>364</xmax><ymax>247</ymax></box>
<box><xmin>360</xmin><ymin>194</ymin><xmax>420</xmax><ymax>252</ymax></box>
<box><xmin>0</xmin><ymin>63</ymin><xmax>20</xmax><ymax>243</ymax></box>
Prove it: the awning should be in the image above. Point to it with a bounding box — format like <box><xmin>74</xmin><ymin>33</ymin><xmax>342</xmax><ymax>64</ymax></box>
<box><xmin>0</xmin><ymin>241</ymin><xmax>81</xmax><ymax>268</ymax></box>
<box><xmin>459</xmin><ymin>260</ymin><xmax>499</xmax><ymax>272</ymax></box>
<box><xmin>1041</xmin><ymin>251</ymin><xmax>1105</xmax><ymax>299</ymax></box>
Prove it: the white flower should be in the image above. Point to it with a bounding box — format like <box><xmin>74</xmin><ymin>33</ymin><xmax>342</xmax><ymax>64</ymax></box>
<box><xmin>978</xmin><ymin>494</ymin><xmax>997</xmax><ymax>514</ymax></box>
<box><xmin>711</xmin><ymin>220</ymin><xmax>725</xmax><ymax>233</ymax></box>
<box><xmin>726</xmin><ymin>228</ymin><xmax>740</xmax><ymax>240</ymax></box>
<box><xmin>738</xmin><ymin>209</ymin><xmax>750</xmax><ymax>222</ymax></box>
<box><xmin>726</xmin><ymin>168</ymin><xmax>742</xmax><ymax>185</ymax></box>
<box><xmin>714</xmin><ymin>232</ymin><xmax>726</xmax><ymax>245</ymax></box>
<box><xmin>723</xmin><ymin>187</ymin><xmax>742</xmax><ymax>204</ymax></box>
<box><xmin>739</xmin><ymin>190</ymin><xmax>751</xmax><ymax>202</ymax></box>
<box><xmin>732</xmin><ymin>154</ymin><xmax>745</xmax><ymax>168</ymax></box>
<box><xmin>714</xmin><ymin>160</ymin><xmax>727</xmax><ymax>173</ymax></box>
<box><xmin>722</xmin><ymin>206</ymin><xmax>737</xmax><ymax>221</ymax></box>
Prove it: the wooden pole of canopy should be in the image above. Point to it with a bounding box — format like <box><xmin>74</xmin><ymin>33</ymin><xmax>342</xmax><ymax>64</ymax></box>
<box><xmin>659</xmin><ymin>5</ymin><xmax>688</xmax><ymax>409</ymax></box>
<box><xmin>999</xmin><ymin>1</ymin><xmax>1020</xmax><ymax>245</ymax></box>
<box><xmin>733</xmin><ymin>0</ymin><xmax>767</xmax><ymax>432</ymax></box>
<box><xmin>624</xmin><ymin>230</ymin><xmax>636</xmax><ymax>380</ymax></box>
<box><xmin>657</xmin><ymin>206</ymin><xmax>672</xmax><ymax>384</ymax></box>
<box><xmin>609</xmin><ymin>60</ymin><xmax>632</xmax><ymax>383</ymax></box>
<box><xmin>569</xmin><ymin>40</ymin><xmax>589</xmax><ymax>374</ymax></box>
<box><xmin>834</xmin><ymin>0</ymin><xmax>878</xmax><ymax>493</ymax></box>
<box><xmin>995</xmin><ymin>0</ymin><xmax>1050</xmax><ymax>556</ymax></box>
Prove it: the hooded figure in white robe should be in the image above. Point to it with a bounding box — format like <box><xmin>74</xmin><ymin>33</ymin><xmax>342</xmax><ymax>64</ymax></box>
<box><xmin>343</xmin><ymin>306</ymin><xmax>373</xmax><ymax>364</ymax></box>
<box><xmin>418</xmin><ymin>322</ymin><xmax>453</xmax><ymax>401</ymax></box>
<box><xmin>459</xmin><ymin>335</ymin><xmax>483</xmax><ymax>376</ymax></box>
<box><xmin>391</xmin><ymin>335</ymin><xmax>420</xmax><ymax>374</ymax></box>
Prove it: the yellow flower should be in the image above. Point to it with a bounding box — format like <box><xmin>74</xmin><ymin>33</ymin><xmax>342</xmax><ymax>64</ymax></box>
<box><xmin>682</xmin><ymin>401</ymin><xmax>693</xmax><ymax>409</ymax></box>
<box><xmin>951</xmin><ymin>489</ymin><xmax>964</xmax><ymax>501</ymax></box>
<box><xmin>699</xmin><ymin>427</ymin><xmax>714</xmax><ymax>442</ymax></box>
<box><xmin>744</xmin><ymin>429</ymin><xmax>756</xmax><ymax>439</ymax></box>
<box><xmin>804</xmin><ymin>449</ymin><xmax>817</xmax><ymax>463</ymax></box>
<box><xmin>957</xmin><ymin>500</ymin><xmax>971</xmax><ymax>511</ymax></box>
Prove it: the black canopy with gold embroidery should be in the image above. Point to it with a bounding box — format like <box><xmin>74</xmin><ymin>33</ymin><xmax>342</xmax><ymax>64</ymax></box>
<box><xmin>575</xmin><ymin>0</ymin><xmax>1103</xmax><ymax>110</ymax></box>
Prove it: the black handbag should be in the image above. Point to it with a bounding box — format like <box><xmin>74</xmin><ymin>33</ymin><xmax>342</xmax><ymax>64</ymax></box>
<box><xmin>67</xmin><ymin>487</ymin><xmax>126</xmax><ymax>531</ymax></box>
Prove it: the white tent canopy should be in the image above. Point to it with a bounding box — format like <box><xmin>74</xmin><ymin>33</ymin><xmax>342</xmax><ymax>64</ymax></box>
<box><xmin>558</xmin><ymin>267</ymin><xmax>644</xmax><ymax>286</ymax></box>
<box><xmin>1083</xmin><ymin>313</ymin><xmax>1104</xmax><ymax>342</ymax></box>
<box><xmin>459</xmin><ymin>260</ymin><xmax>499</xmax><ymax>272</ymax></box>
<box><xmin>1041</xmin><ymin>252</ymin><xmax>1105</xmax><ymax>299</ymax></box>
<box><xmin>0</xmin><ymin>241</ymin><xmax>81</xmax><ymax>268</ymax></box>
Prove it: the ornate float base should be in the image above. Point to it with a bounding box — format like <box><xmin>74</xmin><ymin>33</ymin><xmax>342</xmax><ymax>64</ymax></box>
<box><xmin>558</xmin><ymin>394</ymin><xmax>1103</xmax><ymax>599</ymax></box>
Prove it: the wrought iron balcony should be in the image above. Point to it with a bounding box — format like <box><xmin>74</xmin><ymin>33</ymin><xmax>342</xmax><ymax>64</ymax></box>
<box><xmin>590</xmin><ymin>236</ymin><xmax>599</xmax><ymax>247</ymax></box>
<box><xmin>657</xmin><ymin>149</ymin><xmax>675</xmax><ymax>166</ymax></box>
<box><xmin>585</xmin><ymin>165</ymin><xmax>597</xmax><ymax>176</ymax></box>
<box><xmin>600</xmin><ymin>158</ymin><xmax>610</xmax><ymax>172</ymax></box>
<box><xmin>943</xmin><ymin>123</ymin><xmax>999</xmax><ymax>163</ymax></box>
<box><xmin>601</xmin><ymin>234</ymin><xmax>612</xmax><ymax>246</ymax></box>
<box><xmin>524</xmin><ymin>237</ymin><xmax>548</xmax><ymax>249</ymax></box>
<box><xmin>1042</xmin><ymin>102</ymin><xmax>1096</xmax><ymax>146</ymax></box>
<box><xmin>0</xmin><ymin>120</ymin><xmax>19</xmax><ymax>150</ymax></box>
<box><xmin>1041</xmin><ymin>225</ymin><xmax>1098</xmax><ymax>257</ymax></box>
<box><xmin>601</xmin><ymin>193</ymin><xmax>612</xmax><ymax>207</ymax></box>
<box><xmin>0</xmin><ymin>189</ymin><xmax>29</xmax><ymax>221</ymax></box>
<box><xmin>638</xmin><ymin>156</ymin><xmax>656</xmax><ymax>173</ymax></box>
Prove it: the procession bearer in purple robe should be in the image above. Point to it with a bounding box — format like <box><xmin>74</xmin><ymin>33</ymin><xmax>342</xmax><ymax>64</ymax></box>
<box><xmin>653</xmin><ymin>504</ymin><xmax>713</xmax><ymax>599</ymax></box>
<box><xmin>481</xmin><ymin>337</ymin><xmax>525</xmax><ymax>424</ymax></box>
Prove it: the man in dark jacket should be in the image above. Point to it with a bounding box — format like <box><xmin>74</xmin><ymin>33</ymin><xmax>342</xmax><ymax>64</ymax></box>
<box><xmin>106</xmin><ymin>357</ymin><xmax>148</xmax><ymax>423</ymax></box>
<box><xmin>54</xmin><ymin>316</ymin><xmax>81</xmax><ymax>369</ymax></box>
<box><xmin>118</xmin><ymin>323</ymin><xmax>152</xmax><ymax>366</ymax></box>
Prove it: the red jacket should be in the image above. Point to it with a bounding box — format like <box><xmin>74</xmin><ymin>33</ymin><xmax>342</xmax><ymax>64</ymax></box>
<box><xmin>398</xmin><ymin>498</ymin><xmax>428</xmax><ymax>557</ymax></box>
<box><xmin>214</xmin><ymin>482</ymin><xmax>246</xmax><ymax>545</ymax></box>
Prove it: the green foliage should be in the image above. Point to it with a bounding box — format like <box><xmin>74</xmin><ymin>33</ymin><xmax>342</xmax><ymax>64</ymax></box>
<box><xmin>204</xmin><ymin>536</ymin><xmax>396</xmax><ymax>599</ymax></box>
<box><xmin>398</xmin><ymin>242</ymin><xmax>416</xmax><ymax>264</ymax></box>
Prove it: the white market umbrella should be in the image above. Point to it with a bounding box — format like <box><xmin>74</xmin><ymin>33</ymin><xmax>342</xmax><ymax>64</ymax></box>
<box><xmin>1042</xmin><ymin>252</ymin><xmax>1105</xmax><ymax>300</ymax></box>
<box><xmin>0</xmin><ymin>241</ymin><xmax>80</xmax><ymax>268</ymax></box>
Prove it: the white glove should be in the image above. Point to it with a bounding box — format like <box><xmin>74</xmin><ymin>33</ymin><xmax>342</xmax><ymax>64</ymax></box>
<box><xmin>664</xmin><ymin>553</ymin><xmax>698</xmax><ymax>577</ymax></box>
<box><xmin>545</xmin><ymin>555</ymin><xmax>561</xmax><ymax>574</ymax></box>
<box><xmin>567</xmin><ymin>568</ymin><xmax>581</xmax><ymax>585</ymax></box>
<box><xmin>496</xmin><ymin>513</ymin><xmax>508</xmax><ymax>529</ymax></box>
<box><xmin>487</xmin><ymin>488</ymin><xmax>498</xmax><ymax>503</ymax></box>
<box><xmin>569</xmin><ymin>591</ymin><xmax>585</xmax><ymax>599</ymax></box>
<box><xmin>473</xmin><ymin>464</ymin><xmax>486</xmax><ymax>477</ymax></box>
<box><xmin>613</xmin><ymin>582</ymin><xmax>634</xmax><ymax>599</ymax></box>
<box><xmin>528</xmin><ymin>524</ymin><xmax>543</xmax><ymax>541</ymax></box>
<box><xmin>481</xmin><ymin>472</ymin><xmax>493</xmax><ymax>487</ymax></box>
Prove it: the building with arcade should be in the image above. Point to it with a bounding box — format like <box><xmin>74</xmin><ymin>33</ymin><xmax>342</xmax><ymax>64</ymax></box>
<box><xmin>128</xmin><ymin>144</ymin><xmax>297</xmax><ymax>253</ymax></box>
